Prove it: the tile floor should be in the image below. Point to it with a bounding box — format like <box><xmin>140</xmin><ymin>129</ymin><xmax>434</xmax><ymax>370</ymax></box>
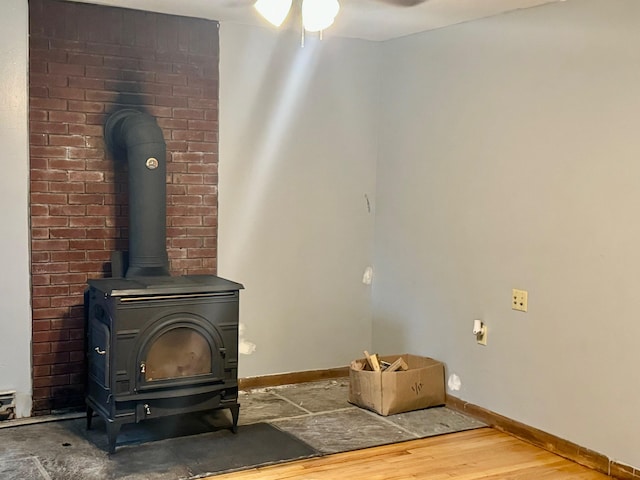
<box><xmin>0</xmin><ymin>379</ymin><xmax>485</xmax><ymax>479</ymax></box>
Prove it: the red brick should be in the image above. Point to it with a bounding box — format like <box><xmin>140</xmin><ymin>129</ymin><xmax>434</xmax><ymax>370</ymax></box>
<box><xmin>49</xmin><ymin>227</ymin><xmax>87</xmax><ymax>239</ymax></box>
<box><xmin>86</xmin><ymin>249</ymin><xmax>111</xmax><ymax>260</ymax></box>
<box><xmin>145</xmin><ymin>106</ymin><xmax>173</xmax><ymax>118</ymax></box>
<box><xmin>30</xmin><ymin>110</ymin><xmax>48</xmax><ymax>122</ymax></box>
<box><xmin>68</xmin><ymin>100</ymin><xmax>104</xmax><ymax>113</ymax></box>
<box><xmin>156</xmin><ymin>72</ymin><xmax>187</xmax><ymax>85</ymax></box>
<box><xmin>49</xmin><ymin>134</ymin><xmax>86</xmax><ymax>147</ymax></box>
<box><xmin>32</xmin><ymin>169</ymin><xmax>68</xmax><ymax>182</ymax></box>
<box><xmin>31</xmin><ymin>193</ymin><xmax>68</xmax><ymax>205</ymax></box>
<box><xmin>50</xmin><ymin>252</ymin><xmax>85</xmax><ymax>263</ymax></box>
<box><xmin>69</xmin><ymin>171</ymin><xmax>104</xmax><ymax>182</ymax></box>
<box><xmin>30</xmin><ymin>86</ymin><xmax>49</xmax><ymax>98</ymax></box>
<box><xmin>32</xmin><ymin>307</ymin><xmax>71</xmax><ymax>320</ymax></box>
<box><xmin>32</xmin><ymin>319</ymin><xmax>53</xmax><ymax>331</ymax></box>
<box><xmin>33</xmin><ymin>285</ymin><xmax>69</xmax><ymax>298</ymax></box>
<box><xmin>50</xmin><ymin>317</ymin><xmax>84</xmax><ymax>331</ymax></box>
<box><xmin>31</xmin><ymin>274</ymin><xmax>51</xmax><ymax>286</ymax></box>
<box><xmin>32</xmin><ymin>263</ymin><xmax>69</xmax><ymax>275</ymax></box>
<box><xmin>30</xmin><ymin>122</ymin><xmax>68</xmax><ymax>135</ymax></box>
<box><xmin>171</xmin><ymin>237</ymin><xmax>202</xmax><ymax>248</ymax></box>
<box><xmin>50</xmin><ymin>39</ymin><xmax>86</xmax><ymax>52</ymax></box>
<box><xmin>86</xmin><ymin>228</ymin><xmax>117</xmax><ymax>239</ymax></box>
<box><xmin>171</xmin><ymin>216</ymin><xmax>202</xmax><ymax>227</ymax></box>
<box><xmin>68</xmin><ymin>147</ymin><xmax>104</xmax><ymax>159</ymax></box>
<box><xmin>69</xmin><ymin>239</ymin><xmax>105</xmax><ymax>250</ymax></box>
<box><xmin>187</xmin><ymin>185</ymin><xmax>217</xmax><ymax>195</ymax></box>
<box><xmin>187</xmin><ymin>141</ymin><xmax>216</xmax><ymax>152</ymax></box>
<box><xmin>172</xmin><ymin>152</ymin><xmax>203</xmax><ymax>163</ymax></box>
<box><xmin>155</xmin><ymin>96</ymin><xmax>189</xmax><ymax>108</ymax></box>
<box><xmin>49</xmin><ymin>272</ymin><xmax>88</xmax><ymax>284</ymax></box>
<box><xmin>188</xmin><ymin>120</ymin><xmax>216</xmax><ymax>131</ymax></box>
<box><xmin>48</xmin><ymin>182</ymin><xmax>84</xmax><ymax>193</ymax></box>
<box><xmin>68</xmin><ymin>194</ymin><xmax>104</xmax><ymax>205</ymax></box>
<box><xmin>67</xmin><ymin>52</ymin><xmax>104</xmax><ymax>66</ymax></box>
<box><xmin>173</xmin><ymin>108</ymin><xmax>204</xmax><ymax>120</ymax></box>
<box><xmin>33</xmin><ymin>366</ymin><xmax>51</xmax><ymax>377</ymax></box>
<box><xmin>68</xmin><ymin>77</ymin><xmax>104</xmax><ymax>90</ymax></box>
<box><xmin>33</xmin><ymin>374</ymin><xmax>70</xmax><ymax>388</ymax></box>
<box><xmin>51</xmin><ymin>362</ymin><xmax>84</xmax><ymax>375</ymax></box>
<box><xmin>69</xmin><ymin>124</ymin><xmax>103</xmax><ymax>136</ymax></box>
<box><xmin>31</xmin><ymin>204</ymin><xmax>49</xmax><ymax>216</ymax></box>
<box><xmin>173</xmin><ymin>173</ymin><xmax>203</xmax><ymax>184</ymax></box>
<box><xmin>30</xmin><ymin>97</ymin><xmax>68</xmax><ymax>112</ymax></box>
<box><xmin>48</xmin><ymin>159</ymin><xmax>86</xmax><ymax>170</ymax></box>
<box><xmin>32</xmin><ymin>252</ymin><xmax>51</xmax><ymax>263</ymax></box>
<box><xmin>33</xmin><ymin>329</ymin><xmax>69</xmax><ymax>343</ymax></box>
<box><xmin>48</xmin><ymin>62</ymin><xmax>85</xmax><ymax>76</ymax></box>
<box><xmin>157</xmin><ymin>118</ymin><xmax>188</xmax><ymax>130</ymax></box>
<box><xmin>203</xmin><ymin>195</ymin><xmax>217</xmax><ymax>206</ymax></box>
<box><xmin>188</xmin><ymin>248</ymin><xmax>216</xmax><ymax>258</ymax></box>
<box><xmin>48</xmin><ymin>87</ymin><xmax>85</xmax><ymax>100</ymax></box>
<box><xmin>31</xmin><ymin>181</ymin><xmax>49</xmax><ymax>193</ymax></box>
<box><xmin>50</xmin><ymin>111</ymin><xmax>87</xmax><ymax>125</ymax></box>
<box><xmin>188</xmin><ymin>163</ymin><xmax>217</xmax><ymax>174</ymax></box>
<box><xmin>30</xmin><ymin>73</ymin><xmax>68</xmax><ymax>87</ymax></box>
<box><xmin>69</xmin><ymin>261</ymin><xmax>105</xmax><ymax>272</ymax></box>
<box><xmin>49</xmin><ymin>205</ymin><xmax>86</xmax><ymax>216</ymax></box>
<box><xmin>170</xmin><ymin>195</ymin><xmax>203</xmax><ymax>205</ymax></box>
<box><xmin>31</xmin><ymin>227</ymin><xmax>49</xmax><ymax>239</ymax></box>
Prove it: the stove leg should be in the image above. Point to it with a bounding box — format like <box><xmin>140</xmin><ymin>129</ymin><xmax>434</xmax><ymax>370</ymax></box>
<box><xmin>106</xmin><ymin>422</ymin><xmax>121</xmax><ymax>454</ymax></box>
<box><xmin>86</xmin><ymin>405</ymin><xmax>94</xmax><ymax>430</ymax></box>
<box><xmin>229</xmin><ymin>404</ymin><xmax>240</xmax><ymax>434</ymax></box>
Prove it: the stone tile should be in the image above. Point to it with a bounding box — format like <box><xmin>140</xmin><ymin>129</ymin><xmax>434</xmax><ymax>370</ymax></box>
<box><xmin>237</xmin><ymin>390</ymin><xmax>308</xmax><ymax>425</ymax></box>
<box><xmin>0</xmin><ymin>458</ymin><xmax>48</xmax><ymax>480</ymax></box>
<box><xmin>385</xmin><ymin>406</ymin><xmax>486</xmax><ymax>437</ymax></box>
<box><xmin>269</xmin><ymin>379</ymin><xmax>351</xmax><ymax>413</ymax></box>
<box><xmin>271</xmin><ymin>407</ymin><xmax>417</xmax><ymax>454</ymax></box>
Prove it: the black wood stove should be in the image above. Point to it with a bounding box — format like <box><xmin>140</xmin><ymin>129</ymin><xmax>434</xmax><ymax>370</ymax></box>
<box><xmin>85</xmin><ymin>109</ymin><xmax>243</xmax><ymax>453</ymax></box>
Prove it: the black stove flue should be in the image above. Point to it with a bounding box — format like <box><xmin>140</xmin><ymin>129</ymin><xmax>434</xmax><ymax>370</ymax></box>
<box><xmin>85</xmin><ymin>110</ymin><xmax>242</xmax><ymax>453</ymax></box>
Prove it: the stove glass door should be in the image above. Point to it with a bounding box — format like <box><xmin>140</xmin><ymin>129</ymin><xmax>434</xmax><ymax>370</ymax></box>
<box><xmin>144</xmin><ymin>327</ymin><xmax>212</xmax><ymax>381</ymax></box>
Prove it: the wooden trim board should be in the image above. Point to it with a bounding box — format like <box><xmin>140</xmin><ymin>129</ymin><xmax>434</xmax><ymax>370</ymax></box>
<box><xmin>238</xmin><ymin>366</ymin><xmax>349</xmax><ymax>390</ymax></box>
<box><xmin>447</xmin><ymin>394</ymin><xmax>639</xmax><ymax>479</ymax></box>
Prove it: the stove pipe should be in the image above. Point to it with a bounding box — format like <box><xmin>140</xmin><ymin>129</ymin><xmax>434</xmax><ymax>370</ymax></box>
<box><xmin>105</xmin><ymin>109</ymin><xmax>170</xmax><ymax>278</ymax></box>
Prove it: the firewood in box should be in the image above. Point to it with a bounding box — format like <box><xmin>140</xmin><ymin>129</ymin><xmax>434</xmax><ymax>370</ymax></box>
<box><xmin>351</xmin><ymin>360</ymin><xmax>364</xmax><ymax>371</ymax></box>
<box><xmin>364</xmin><ymin>350</ymin><xmax>381</xmax><ymax>371</ymax></box>
<box><xmin>385</xmin><ymin>356</ymin><xmax>409</xmax><ymax>372</ymax></box>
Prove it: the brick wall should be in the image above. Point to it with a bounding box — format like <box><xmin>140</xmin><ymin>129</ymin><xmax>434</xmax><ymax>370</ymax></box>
<box><xmin>29</xmin><ymin>0</ymin><xmax>219</xmax><ymax>415</ymax></box>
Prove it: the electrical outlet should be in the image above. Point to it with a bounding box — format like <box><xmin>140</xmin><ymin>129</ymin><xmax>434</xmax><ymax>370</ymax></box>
<box><xmin>512</xmin><ymin>288</ymin><xmax>528</xmax><ymax>312</ymax></box>
<box><xmin>477</xmin><ymin>324</ymin><xmax>488</xmax><ymax>346</ymax></box>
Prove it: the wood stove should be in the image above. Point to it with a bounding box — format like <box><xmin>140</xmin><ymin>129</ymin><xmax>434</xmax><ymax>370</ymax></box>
<box><xmin>85</xmin><ymin>109</ymin><xmax>242</xmax><ymax>453</ymax></box>
<box><xmin>86</xmin><ymin>275</ymin><xmax>242</xmax><ymax>453</ymax></box>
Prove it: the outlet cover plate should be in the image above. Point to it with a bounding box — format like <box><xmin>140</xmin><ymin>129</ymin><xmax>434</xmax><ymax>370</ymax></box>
<box><xmin>512</xmin><ymin>288</ymin><xmax>528</xmax><ymax>312</ymax></box>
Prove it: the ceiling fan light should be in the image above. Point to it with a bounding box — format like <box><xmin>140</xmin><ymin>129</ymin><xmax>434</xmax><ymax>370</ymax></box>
<box><xmin>302</xmin><ymin>0</ymin><xmax>340</xmax><ymax>32</ymax></box>
<box><xmin>254</xmin><ymin>0</ymin><xmax>293</xmax><ymax>27</ymax></box>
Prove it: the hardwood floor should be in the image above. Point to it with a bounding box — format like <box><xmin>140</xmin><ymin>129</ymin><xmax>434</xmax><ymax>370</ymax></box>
<box><xmin>209</xmin><ymin>428</ymin><xmax>612</xmax><ymax>480</ymax></box>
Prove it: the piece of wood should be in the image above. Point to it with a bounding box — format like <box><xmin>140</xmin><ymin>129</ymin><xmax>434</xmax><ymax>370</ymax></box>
<box><xmin>350</xmin><ymin>360</ymin><xmax>364</xmax><ymax>371</ymax></box>
<box><xmin>207</xmin><ymin>428</ymin><xmax>611</xmax><ymax>480</ymax></box>
<box><xmin>384</xmin><ymin>356</ymin><xmax>408</xmax><ymax>372</ymax></box>
<box><xmin>238</xmin><ymin>367</ymin><xmax>348</xmax><ymax>391</ymax></box>
<box><xmin>363</xmin><ymin>350</ymin><xmax>381</xmax><ymax>371</ymax></box>
<box><xmin>446</xmin><ymin>394</ymin><xmax>620</xmax><ymax>478</ymax></box>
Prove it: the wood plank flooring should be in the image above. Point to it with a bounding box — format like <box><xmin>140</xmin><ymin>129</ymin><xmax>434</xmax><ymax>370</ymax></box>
<box><xmin>209</xmin><ymin>428</ymin><xmax>612</xmax><ymax>480</ymax></box>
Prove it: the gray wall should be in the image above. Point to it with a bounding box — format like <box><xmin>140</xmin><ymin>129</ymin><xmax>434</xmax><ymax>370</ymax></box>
<box><xmin>374</xmin><ymin>0</ymin><xmax>640</xmax><ymax>468</ymax></box>
<box><xmin>218</xmin><ymin>23</ymin><xmax>378</xmax><ymax>377</ymax></box>
<box><xmin>0</xmin><ymin>0</ymin><xmax>31</xmax><ymax>417</ymax></box>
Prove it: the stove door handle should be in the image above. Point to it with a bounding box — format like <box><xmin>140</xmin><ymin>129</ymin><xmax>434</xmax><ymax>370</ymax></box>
<box><xmin>94</xmin><ymin>347</ymin><xmax>106</xmax><ymax>355</ymax></box>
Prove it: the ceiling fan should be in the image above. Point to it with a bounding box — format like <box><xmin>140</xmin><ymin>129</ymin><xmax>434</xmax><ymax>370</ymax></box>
<box><xmin>227</xmin><ymin>0</ymin><xmax>429</xmax><ymax>33</ymax></box>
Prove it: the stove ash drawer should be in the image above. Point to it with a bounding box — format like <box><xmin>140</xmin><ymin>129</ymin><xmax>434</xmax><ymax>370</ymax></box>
<box><xmin>134</xmin><ymin>391</ymin><xmax>224</xmax><ymax>422</ymax></box>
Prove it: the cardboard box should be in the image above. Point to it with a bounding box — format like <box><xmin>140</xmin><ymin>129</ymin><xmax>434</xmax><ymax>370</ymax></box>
<box><xmin>348</xmin><ymin>354</ymin><xmax>445</xmax><ymax>416</ymax></box>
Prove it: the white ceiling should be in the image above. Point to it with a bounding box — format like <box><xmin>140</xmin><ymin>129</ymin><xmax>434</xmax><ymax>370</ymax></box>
<box><xmin>68</xmin><ymin>0</ymin><xmax>563</xmax><ymax>41</ymax></box>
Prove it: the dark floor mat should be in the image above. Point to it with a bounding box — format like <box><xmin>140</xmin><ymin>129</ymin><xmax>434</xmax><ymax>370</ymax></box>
<box><xmin>107</xmin><ymin>422</ymin><xmax>320</xmax><ymax>479</ymax></box>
